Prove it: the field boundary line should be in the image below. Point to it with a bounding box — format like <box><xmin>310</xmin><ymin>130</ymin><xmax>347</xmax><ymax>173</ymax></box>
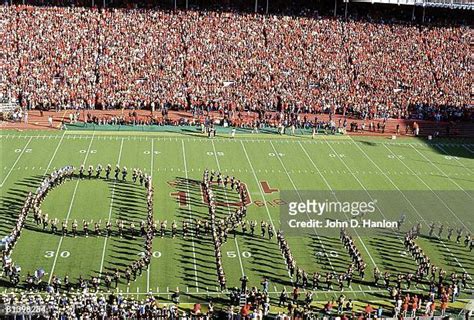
<box><xmin>240</xmin><ymin>141</ymin><xmax>294</xmax><ymax>282</ymax></box>
<box><xmin>0</xmin><ymin>136</ymin><xmax>33</xmax><ymax>187</ymax></box>
<box><xmin>99</xmin><ymin>138</ymin><xmax>124</xmax><ymax>276</ymax></box>
<box><xmin>269</xmin><ymin>141</ymin><xmax>336</xmax><ymax>271</ymax></box>
<box><xmin>181</xmin><ymin>140</ymin><xmax>200</xmax><ymax>292</ymax></box>
<box><xmin>210</xmin><ymin>140</ymin><xmax>245</xmax><ymax>277</ymax></box>
<box><xmin>298</xmin><ymin>141</ymin><xmax>378</xmax><ymax>270</ymax></box>
<box><xmin>48</xmin><ymin>132</ymin><xmax>95</xmax><ymax>283</ymax></box>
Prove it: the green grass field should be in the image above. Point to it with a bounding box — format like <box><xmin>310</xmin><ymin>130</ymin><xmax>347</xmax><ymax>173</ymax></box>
<box><xmin>0</xmin><ymin>130</ymin><xmax>473</xmax><ymax>313</ymax></box>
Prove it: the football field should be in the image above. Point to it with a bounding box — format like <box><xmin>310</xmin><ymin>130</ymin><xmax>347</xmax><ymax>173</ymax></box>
<box><xmin>0</xmin><ymin>130</ymin><xmax>473</xmax><ymax>310</ymax></box>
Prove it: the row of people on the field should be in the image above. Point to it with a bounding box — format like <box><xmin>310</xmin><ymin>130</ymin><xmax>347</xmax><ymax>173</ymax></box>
<box><xmin>120</xmin><ymin>173</ymin><xmax>155</xmax><ymax>287</ymax></box>
<box><xmin>277</xmin><ymin>230</ymin><xmax>297</xmax><ymax>280</ymax></box>
<box><xmin>426</xmin><ymin>222</ymin><xmax>473</xmax><ymax>249</ymax></box>
<box><xmin>413</xmin><ymin>221</ymin><xmax>472</xmax><ymax>246</ymax></box>
<box><xmin>78</xmin><ymin>164</ymin><xmax>150</xmax><ymax>184</ymax></box>
<box><xmin>203</xmin><ymin>169</ymin><xmax>226</xmax><ymax>290</ymax></box>
<box><xmin>277</xmin><ymin>230</ymin><xmax>351</xmax><ymax>290</ymax></box>
<box><xmin>404</xmin><ymin>228</ymin><xmax>435</xmax><ymax>280</ymax></box>
<box><xmin>203</xmin><ymin>169</ymin><xmax>253</xmax><ymax>290</ymax></box>
<box><xmin>29</xmin><ymin>214</ymin><xmax>275</xmax><ymax>243</ymax></box>
<box><xmin>2</xmin><ymin>192</ymin><xmax>33</xmax><ymax>259</ymax></box>
<box><xmin>34</xmin><ymin>166</ymin><xmax>75</xmax><ymax>202</ymax></box>
<box><xmin>32</xmin><ymin>217</ymin><xmax>148</xmax><ymax>238</ymax></box>
<box><xmin>340</xmin><ymin>228</ymin><xmax>367</xmax><ymax>278</ymax></box>
<box><xmin>208</xmin><ymin>170</ymin><xmax>243</xmax><ymax>192</ymax></box>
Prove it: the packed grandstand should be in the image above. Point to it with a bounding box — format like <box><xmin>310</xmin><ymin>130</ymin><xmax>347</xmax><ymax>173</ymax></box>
<box><xmin>0</xmin><ymin>1</ymin><xmax>473</xmax><ymax>319</ymax></box>
<box><xmin>0</xmin><ymin>3</ymin><xmax>471</xmax><ymax>118</ymax></box>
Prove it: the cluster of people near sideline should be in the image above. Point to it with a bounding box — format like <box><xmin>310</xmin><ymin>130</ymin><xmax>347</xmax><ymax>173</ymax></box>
<box><xmin>1</xmin><ymin>6</ymin><xmax>471</xmax><ymax>124</ymax></box>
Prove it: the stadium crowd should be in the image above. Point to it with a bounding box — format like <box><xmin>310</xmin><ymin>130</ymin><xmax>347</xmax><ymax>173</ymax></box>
<box><xmin>1</xmin><ymin>6</ymin><xmax>472</xmax><ymax>124</ymax></box>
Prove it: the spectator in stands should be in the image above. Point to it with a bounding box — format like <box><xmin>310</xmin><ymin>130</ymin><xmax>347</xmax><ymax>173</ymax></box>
<box><xmin>1</xmin><ymin>5</ymin><xmax>470</xmax><ymax>123</ymax></box>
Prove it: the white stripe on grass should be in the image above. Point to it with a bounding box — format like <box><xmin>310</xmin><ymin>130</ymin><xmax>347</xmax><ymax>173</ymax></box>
<box><xmin>347</xmin><ymin>137</ymin><xmax>471</xmax><ymax>276</ymax></box>
<box><xmin>240</xmin><ymin>141</ymin><xmax>293</xmax><ymax>282</ymax></box>
<box><xmin>0</xmin><ymin>136</ymin><xmax>33</xmax><ymax>187</ymax></box>
<box><xmin>99</xmin><ymin>138</ymin><xmax>124</xmax><ymax>276</ymax></box>
<box><xmin>42</xmin><ymin>131</ymin><xmax>66</xmax><ymax>175</ymax></box>
<box><xmin>210</xmin><ymin>140</ymin><xmax>245</xmax><ymax>277</ymax></box>
<box><xmin>380</xmin><ymin>143</ymin><xmax>471</xmax><ymax>277</ymax></box>
<box><xmin>269</xmin><ymin>141</ymin><xmax>336</xmax><ymax>271</ymax></box>
<box><xmin>48</xmin><ymin>132</ymin><xmax>95</xmax><ymax>283</ymax></box>
<box><xmin>181</xmin><ymin>140</ymin><xmax>200</xmax><ymax>292</ymax></box>
<box><xmin>147</xmin><ymin>139</ymin><xmax>154</xmax><ymax>293</ymax></box>
<box><xmin>400</xmin><ymin>143</ymin><xmax>472</xmax><ymax>230</ymax></box>
<box><xmin>385</xmin><ymin>143</ymin><xmax>471</xmax><ymax>230</ymax></box>
<box><xmin>435</xmin><ymin>145</ymin><xmax>474</xmax><ymax>175</ymax></box>
<box><xmin>409</xmin><ymin>144</ymin><xmax>473</xmax><ymax>201</ymax></box>
<box><xmin>298</xmin><ymin>141</ymin><xmax>379</xmax><ymax>270</ymax></box>
<box><xmin>320</xmin><ymin>136</ymin><xmax>409</xmax><ymax>266</ymax></box>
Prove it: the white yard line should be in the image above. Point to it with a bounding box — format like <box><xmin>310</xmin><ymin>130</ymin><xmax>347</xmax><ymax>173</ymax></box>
<box><xmin>379</xmin><ymin>144</ymin><xmax>471</xmax><ymax>277</ymax></box>
<box><xmin>346</xmin><ymin>138</ymin><xmax>470</xmax><ymax>277</ymax></box>
<box><xmin>42</xmin><ymin>131</ymin><xmax>67</xmax><ymax>175</ymax></box>
<box><xmin>298</xmin><ymin>141</ymin><xmax>378</xmax><ymax>270</ymax></box>
<box><xmin>402</xmin><ymin>147</ymin><xmax>472</xmax><ymax>230</ymax></box>
<box><xmin>240</xmin><ymin>141</ymin><xmax>293</xmax><ymax>282</ymax></box>
<box><xmin>269</xmin><ymin>141</ymin><xmax>336</xmax><ymax>271</ymax></box>
<box><xmin>390</xmin><ymin>144</ymin><xmax>471</xmax><ymax>230</ymax></box>
<box><xmin>147</xmin><ymin>139</ymin><xmax>154</xmax><ymax>293</ymax></box>
<box><xmin>319</xmin><ymin>136</ymin><xmax>410</xmax><ymax>267</ymax></box>
<box><xmin>48</xmin><ymin>133</ymin><xmax>95</xmax><ymax>283</ymax></box>
<box><xmin>99</xmin><ymin>138</ymin><xmax>124</xmax><ymax>276</ymax></box>
<box><xmin>409</xmin><ymin>144</ymin><xmax>473</xmax><ymax>201</ymax></box>
<box><xmin>181</xmin><ymin>140</ymin><xmax>200</xmax><ymax>292</ymax></box>
<box><xmin>211</xmin><ymin>140</ymin><xmax>245</xmax><ymax>277</ymax></box>
<box><xmin>435</xmin><ymin>145</ymin><xmax>474</xmax><ymax>175</ymax></box>
<box><xmin>0</xmin><ymin>136</ymin><xmax>33</xmax><ymax>187</ymax></box>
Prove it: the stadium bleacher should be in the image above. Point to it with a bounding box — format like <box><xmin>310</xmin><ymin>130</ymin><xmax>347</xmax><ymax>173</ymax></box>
<box><xmin>1</xmin><ymin>4</ymin><xmax>471</xmax><ymax>120</ymax></box>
